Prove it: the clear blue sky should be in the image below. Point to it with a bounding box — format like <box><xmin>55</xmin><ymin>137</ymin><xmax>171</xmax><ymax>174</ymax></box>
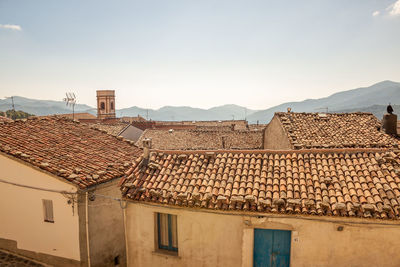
<box><xmin>1</xmin><ymin>0</ymin><xmax>400</xmax><ymax>109</ymax></box>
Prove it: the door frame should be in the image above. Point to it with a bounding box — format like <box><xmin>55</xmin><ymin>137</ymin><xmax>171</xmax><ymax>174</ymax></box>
<box><xmin>242</xmin><ymin>224</ymin><xmax>294</xmax><ymax>267</ymax></box>
<box><xmin>253</xmin><ymin>228</ymin><xmax>292</xmax><ymax>267</ymax></box>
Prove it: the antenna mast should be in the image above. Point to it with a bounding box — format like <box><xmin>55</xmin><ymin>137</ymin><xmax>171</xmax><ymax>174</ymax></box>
<box><xmin>63</xmin><ymin>92</ymin><xmax>77</xmax><ymax>120</ymax></box>
<box><xmin>315</xmin><ymin>107</ymin><xmax>328</xmax><ymax>113</ymax></box>
<box><xmin>4</xmin><ymin>96</ymin><xmax>16</xmax><ymax>119</ymax></box>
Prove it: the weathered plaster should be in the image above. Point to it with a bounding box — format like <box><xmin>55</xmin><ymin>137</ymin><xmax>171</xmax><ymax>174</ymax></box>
<box><xmin>125</xmin><ymin>202</ymin><xmax>400</xmax><ymax>267</ymax></box>
<box><xmin>263</xmin><ymin>115</ymin><xmax>292</xmax><ymax>150</ymax></box>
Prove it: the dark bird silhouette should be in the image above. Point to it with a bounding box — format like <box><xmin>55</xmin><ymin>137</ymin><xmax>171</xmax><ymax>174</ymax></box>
<box><xmin>387</xmin><ymin>104</ymin><xmax>394</xmax><ymax>114</ymax></box>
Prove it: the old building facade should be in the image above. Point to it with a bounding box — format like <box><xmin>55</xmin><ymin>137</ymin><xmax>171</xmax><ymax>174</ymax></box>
<box><xmin>121</xmin><ymin>148</ymin><xmax>400</xmax><ymax>267</ymax></box>
<box><xmin>0</xmin><ymin>117</ymin><xmax>141</xmax><ymax>266</ymax></box>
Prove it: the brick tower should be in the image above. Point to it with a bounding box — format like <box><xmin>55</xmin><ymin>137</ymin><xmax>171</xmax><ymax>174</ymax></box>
<box><xmin>96</xmin><ymin>90</ymin><xmax>116</xmax><ymax>119</ymax></box>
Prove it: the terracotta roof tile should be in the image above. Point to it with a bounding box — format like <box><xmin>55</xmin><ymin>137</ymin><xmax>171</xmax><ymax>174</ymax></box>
<box><xmin>275</xmin><ymin>112</ymin><xmax>399</xmax><ymax>149</ymax></box>
<box><xmin>136</xmin><ymin>129</ymin><xmax>264</xmax><ymax>150</ymax></box>
<box><xmin>57</xmin><ymin>113</ymin><xmax>97</xmax><ymax>120</ymax></box>
<box><xmin>122</xmin><ymin>148</ymin><xmax>400</xmax><ymax>219</ymax></box>
<box><xmin>0</xmin><ymin>116</ymin><xmax>142</xmax><ymax>188</ymax></box>
<box><xmin>88</xmin><ymin>122</ymin><xmax>129</xmax><ymax>136</ymax></box>
<box><xmin>0</xmin><ymin>116</ymin><xmax>13</xmax><ymax>123</ymax></box>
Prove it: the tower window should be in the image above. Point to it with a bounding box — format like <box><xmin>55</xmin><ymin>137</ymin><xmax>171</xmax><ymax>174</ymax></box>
<box><xmin>100</xmin><ymin>102</ymin><xmax>105</xmax><ymax>110</ymax></box>
<box><xmin>111</xmin><ymin>102</ymin><xmax>114</xmax><ymax>110</ymax></box>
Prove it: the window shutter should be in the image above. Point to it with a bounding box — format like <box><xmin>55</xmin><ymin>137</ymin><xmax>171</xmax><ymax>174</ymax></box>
<box><xmin>43</xmin><ymin>199</ymin><xmax>54</xmax><ymax>222</ymax></box>
<box><xmin>170</xmin><ymin>215</ymin><xmax>178</xmax><ymax>248</ymax></box>
<box><xmin>157</xmin><ymin>213</ymin><xmax>178</xmax><ymax>252</ymax></box>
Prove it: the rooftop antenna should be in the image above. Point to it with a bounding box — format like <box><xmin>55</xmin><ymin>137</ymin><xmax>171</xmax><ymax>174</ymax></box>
<box><xmin>63</xmin><ymin>92</ymin><xmax>76</xmax><ymax>120</ymax></box>
<box><xmin>4</xmin><ymin>96</ymin><xmax>16</xmax><ymax>119</ymax></box>
<box><xmin>315</xmin><ymin>107</ymin><xmax>328</xmax><ymax>113</ymax></box>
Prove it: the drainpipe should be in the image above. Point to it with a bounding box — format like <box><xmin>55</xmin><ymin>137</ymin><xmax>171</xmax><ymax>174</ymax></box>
<box><xmin>123</xmin><ymin>203</ymin><xmax>129</xmax><ymax>266</ymax></box>
<box><xmin>86</xmin><ymin>192</ymin><xmax>91</xmax><ymax>267</ymax></box>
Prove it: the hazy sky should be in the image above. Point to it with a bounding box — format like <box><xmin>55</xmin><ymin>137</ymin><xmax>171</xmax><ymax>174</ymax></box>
<box><xmin>1</xmin><ymin>0</ymin><xmax>400</xmax><ymax>110</ymax></box>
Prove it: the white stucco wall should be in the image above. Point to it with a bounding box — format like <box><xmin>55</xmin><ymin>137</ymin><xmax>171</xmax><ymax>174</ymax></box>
<box><xmin>125</xmin><ymin>202</ymin><xmax>400</xmax><ymax>267</ymax></box>
<box><xmin>0</xmin><ymin>154</ymin><xmax>81</xmax><ymax>261</ymax></box>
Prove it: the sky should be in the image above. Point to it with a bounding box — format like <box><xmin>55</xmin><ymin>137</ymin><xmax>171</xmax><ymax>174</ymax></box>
<box><xmin>0</xmin><ymin>0</ymin><xmax>400</xmax><ymax>110</ymax></box>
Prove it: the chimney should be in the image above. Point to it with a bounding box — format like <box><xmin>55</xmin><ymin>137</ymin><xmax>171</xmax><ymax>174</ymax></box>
<box><xmin>142</xmin><ymin>138</ymin><xmax>152</xmax><ymax>164</ymax></box>
<box><xmin>221</xmin><ymin>136</ymin><xmax>226</xmax><ymax>149</ymax></box>
<box><xmin>382</xmin><ymin>105</ymin><xmax>397</xmax><ymax>135</ymax></box>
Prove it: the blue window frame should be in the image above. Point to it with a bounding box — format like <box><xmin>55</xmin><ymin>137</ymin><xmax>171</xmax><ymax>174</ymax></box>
<box><xmin>157</xmin><ymin>213</ymin><xmax>178</xmax><ymax>252</ymax></box>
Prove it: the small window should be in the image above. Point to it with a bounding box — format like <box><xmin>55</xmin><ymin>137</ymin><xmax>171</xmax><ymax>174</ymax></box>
<box><xmin>111</xmin><ymin>101</ymin><xmax>114</xmax><ymax>110</ymax></box>
<box><xmin>100</xmin><ymin>102</ymin><xmax>105</xmax><ymax>110</ymax></box>
<box><xmin>157</xmin><ymin>213</ymin><xmax>178</xmax><ymax>252</ymax></box>
<box><xmin>114</xmin><ymin>255</ymin><xmax>120</xmax><ymax>266</ymax></box>
<box><xmin>42</xmin><ymin>199</ymin><xmax>54</xmax><ymax>223</ymax></box>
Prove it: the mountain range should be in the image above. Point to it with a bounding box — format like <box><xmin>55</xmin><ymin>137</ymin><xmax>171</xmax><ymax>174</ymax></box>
<box><xmin>1</xmin><ymin>80</ymin><xmax>399</xmax><ymax>123</ymax></box>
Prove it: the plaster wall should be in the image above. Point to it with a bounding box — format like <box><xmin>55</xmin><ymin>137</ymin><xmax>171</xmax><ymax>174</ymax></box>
<box><xmin>125</xmin><ymin>203</ymin><xmax>242</xmax><ymax>267</ymax></box>
<box><xmin>88</xmin><ymin>179</ymin><xmax>127</xmax><ymax>267</ymax></box>
<box><xmin>0</xmin><ymin>154</ymin><xmax>80</xmax><ymax>262</ymax></box>
<box><xmin>125</xmin><ymin>203</ymin><xmax>400</xmax><ymax>267</ymax></box>
<box><xmin>263</xmin><ymin>115</ymin><xmax>292</xmax><ymax>150</ymax></box>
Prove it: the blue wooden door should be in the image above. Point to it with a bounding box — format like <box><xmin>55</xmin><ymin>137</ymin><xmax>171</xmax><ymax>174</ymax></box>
<box><xmin>254</xmin><ymin>229</ymin><xmax>291</xmax><ymax>267</ymax></box>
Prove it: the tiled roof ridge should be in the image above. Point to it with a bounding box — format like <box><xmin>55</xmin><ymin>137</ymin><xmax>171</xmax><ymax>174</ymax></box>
<box><xmin>146</xmin><ymin>147</ymin><xmax>395</xmax><ymax>155</ymax></box>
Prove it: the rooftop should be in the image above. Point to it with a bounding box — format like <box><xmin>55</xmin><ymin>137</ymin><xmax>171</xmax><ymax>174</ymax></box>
<box><xmin>154</xmin><ymin>120</ymin><xmax>249</xmax><ymax>130</ymax></box>
<box><xmin>275</xmin><ymin>112</ymin><xmax>399</xmax><ymax>149</ymax></box>
<box><xmin>0</xmin><ymin>116</ymin><xmax>13</xmax><ymax>123</ymax></box>
<box><xmin>121</xmin><ymin>148</ymin><xmax>400</xmax><ymax>220</ymax></box>
<box><xmin>57</xmin><ymin>112</ymin><xmax>97</xmax><ymax>120</ymax></box>
<box><xmin>0</xmin><ymin>116</ymin><xmax>142</xmax><ymax>188</ymax></box>
<box><xmin>136</xmin><ymin>128</ymin><xmax>264</xmax><ymax>150</ymax></box>
<box><xmin>88</xmin><ymin>122</ymin><xmax>130</xmax><ymax>137</ymax></box>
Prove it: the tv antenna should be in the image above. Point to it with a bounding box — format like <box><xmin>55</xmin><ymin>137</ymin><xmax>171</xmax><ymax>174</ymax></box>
<box><xmin>315</xmin><ymin>107</ymin><xmax>328</xmax><ymax>113</ymax></box>
<box><xmin>4</xmin><ymin>96</ymin><xmax>15</xmax><ymax>119</ymax></box>
<box><xmin>63</xmin><ymin>92</ymin><xmax>76</xmax><ymax>120</ymax></box>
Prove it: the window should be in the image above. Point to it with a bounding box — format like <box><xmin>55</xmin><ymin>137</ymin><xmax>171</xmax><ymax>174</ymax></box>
<box><xmin>157</xmin><ymin>213</ymin><xmax>178</xmax><ymax>252</ymax></box>
<box><xmin>100</xmin><ymin>102</ymin><xmax>105</xmax><ymax>110</ymax></box>
<box><xmin>42</xmin><ymin>199</ymin><xmax>54</xmax><ymax>223</ymax></box>
<box><xmin>111</xmin><ymin>101</ymin><xmax>114</xmax><ymax>110</ymax></box>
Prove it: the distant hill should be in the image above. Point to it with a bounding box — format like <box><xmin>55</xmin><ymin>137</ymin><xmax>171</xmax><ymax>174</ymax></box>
<box><xmin>1</xmin><ymin>81</ymin><xmax>399</xmax><ymax>122</ymax></box>
<box><xmin>117</xmin><ymin>104</ymin><xmax>257</xmax><ymax>121</ymax></box>
<box><xmin>0</xmin><ymin>96</ymin><xmax>94</xmax><ymax>116</ymax></box>
<box><xmin>247</xmin><ymin>80</ymin><xmax>400</xmax><ymax>123</ymax></box>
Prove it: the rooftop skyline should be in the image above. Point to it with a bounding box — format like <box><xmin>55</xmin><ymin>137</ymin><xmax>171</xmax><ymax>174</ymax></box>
<box><xmin>1</xmin><ymin>0</ymin><xmax>400</xmax><ymax>109</ymax></box>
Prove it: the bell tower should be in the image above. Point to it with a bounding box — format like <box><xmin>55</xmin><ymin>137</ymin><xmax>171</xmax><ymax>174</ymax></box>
<box><xmin>96</xmin><ymin>90</ymin><xmax>116</xmax><ymax>119</ymax></box>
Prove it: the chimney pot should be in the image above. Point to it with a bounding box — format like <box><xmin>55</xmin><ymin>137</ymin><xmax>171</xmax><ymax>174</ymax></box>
<box><xmin>143</xmin><ymin>138</ymin><xmax>152</xmax><ymax>161</ymax></box>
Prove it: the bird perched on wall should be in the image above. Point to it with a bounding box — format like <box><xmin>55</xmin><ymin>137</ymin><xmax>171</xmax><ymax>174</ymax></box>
<box><xmin>387</xmin><ymin>104</ymin><xmax>393</xmax><ymax>114</ymax></box>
